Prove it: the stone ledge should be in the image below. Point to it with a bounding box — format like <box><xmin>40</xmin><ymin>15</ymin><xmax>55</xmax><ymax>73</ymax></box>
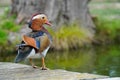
<box><xmin>0</xmin><ymin>62</ymin><xmax>112</xmax><ymax>80</ymax></box>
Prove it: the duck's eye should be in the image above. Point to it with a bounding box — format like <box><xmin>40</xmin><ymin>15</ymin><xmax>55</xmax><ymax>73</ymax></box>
<box><xmin>42</xmin><ymin>17</ymin><xmax>45</xmax><ymax>19</ymax></box>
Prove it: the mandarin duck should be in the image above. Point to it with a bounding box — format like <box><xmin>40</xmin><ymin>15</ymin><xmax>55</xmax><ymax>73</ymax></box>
<box><xmin>14</xmin><ymin>14</ymin><xmax>52</xmax><ymax>70</ymax></box>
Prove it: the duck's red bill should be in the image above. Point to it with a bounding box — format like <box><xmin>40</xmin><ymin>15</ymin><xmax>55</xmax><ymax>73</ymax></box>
<box><xmin>45</xmin><ymin>21</ymin><xmax>52</xmax><ymax>26</ymax></box>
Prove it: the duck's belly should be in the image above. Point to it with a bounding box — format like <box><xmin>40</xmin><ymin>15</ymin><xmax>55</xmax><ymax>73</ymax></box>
<box><xmin>27</xmin><ymin>46</ymin><xmax>50</xmax><ymax>59</ymax></box>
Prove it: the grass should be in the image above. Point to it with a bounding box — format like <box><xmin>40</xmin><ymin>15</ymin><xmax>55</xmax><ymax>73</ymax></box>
<box><xmin>89</xmin><ymin>1</ymin><xmax>120</xmax><ymax>18</ymax></box>
<box><xmin>91</xmin><ymin>0</ymin><xmax>120</xmax><ymax>3</ymax></box>
<box><xmin>90</xmin><ymin>9</ymin><xmax>120</xmax><ymax>17</ymax></box>
<box><xmin>48</xmin><ymin>24</ymin><xmax>93</xmax><ymax>50</ymax></box>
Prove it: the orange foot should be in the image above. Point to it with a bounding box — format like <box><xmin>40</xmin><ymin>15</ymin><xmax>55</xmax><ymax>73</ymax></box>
<box><xmin>40</xmin><ymin>67</ymin><xmax>49</xmax><ymax>70</ymax></box>
<box><xmin>32</xmin><ymin>65</ymin><xmax>38</xmax><ymax>69</ymax></box>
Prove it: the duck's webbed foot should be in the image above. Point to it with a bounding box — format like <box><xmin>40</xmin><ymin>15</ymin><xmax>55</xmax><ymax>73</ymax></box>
<box><xmin>40</xmin><ymin>67</ymin><xmax>49</xmax><ymax>70</ymax></box>
<box><xmin>40</xmin><ymin>57</ymin><xmax>49</xmax><ymax>70</ymax></box>
<box><xmin>32</xmin><ymin>65</ymin><xmax>38</xmax><ymax>68</ymax></box>
<box><xmin>29</xmin><ymin>58</ymin><xmax>38</xmax><ymax>69</ymax></box>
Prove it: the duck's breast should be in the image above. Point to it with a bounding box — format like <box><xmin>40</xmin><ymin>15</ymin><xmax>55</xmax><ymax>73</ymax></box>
<box><xmin>27</xmin><ymin>49</ymin><xmax>42</xmax><ymax>58</ymax></box>
<box><xmin>39</xmin><ymin>33</ymin><xmax>50</xmax><ymax>53</ymax></box>
<box><xmin>27</xmin><ymin>46</ymin><xmax>50</xmax><ymax>59</ymax></box>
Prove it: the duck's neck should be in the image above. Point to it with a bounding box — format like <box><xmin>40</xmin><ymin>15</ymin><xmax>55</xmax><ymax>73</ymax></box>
<box><xmin>32</xmin><ymin>26</ymin><xmax>52</xmax><ymax>43</ymax></box>
<box><xmin>32</xmin><ymin>26</ymin><xmax>47</xmax><ymax>32</ymax></box>
<box><xmin>41</xmin><ymin>27</ymin><xmax>52</xmax><ymax>43</ymax></box>
<box><xmin>41</xmin><ymin>27</ymin><xmax>49</xmax><ymax>33</ymax></box>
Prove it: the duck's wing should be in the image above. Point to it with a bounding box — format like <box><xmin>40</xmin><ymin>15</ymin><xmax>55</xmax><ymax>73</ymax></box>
<box><xmin>22</xmin><ymin>35</ymin><xmax>39</xmax><ymax>50</ymax></box>
<box><xmin>22</xmin><ymin>34</ymin><xmax>50</xmax><ymax>53</ymax></box>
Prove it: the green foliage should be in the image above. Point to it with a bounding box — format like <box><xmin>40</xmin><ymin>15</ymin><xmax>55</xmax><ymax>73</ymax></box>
<box><xmin>0</xmin><ymin>20</ymin><xmax>20</xmax><ymax>32</ymax></box>
<box><xmin>90</xmin><ymin>1</ymin><xmax>120</xmax><ymax>43</ymax></box>
<box><xmin>0</xmin><ymin>6</ymin><xmax>20</xmax><ymax>45</ymax></box>
<box><xmin>95</xmin><ymin>18</ymin><xmax>120</xmax><ymax>40</ymax></box>
<box><xmin>0</xmin><ymin>30</ymin><xmax>7</xmax><ymax>45</ymax></box>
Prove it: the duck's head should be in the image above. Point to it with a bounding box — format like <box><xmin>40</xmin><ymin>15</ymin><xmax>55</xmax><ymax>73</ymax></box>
<box><xmin>32</xmin><ymin>14</ymin><xmax>51</xmax><ymax>26</ymax></box>
<box><xmin>28</xmin><ymin>13</ymin><xmax>52</xmax><ymax>31</ymax></box>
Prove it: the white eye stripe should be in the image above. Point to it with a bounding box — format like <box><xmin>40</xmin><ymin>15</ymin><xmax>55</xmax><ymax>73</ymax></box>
<box><xmin>32</xmin><ymin>14</ymin><xmax>46</xmax><ymax>20</ymax></box>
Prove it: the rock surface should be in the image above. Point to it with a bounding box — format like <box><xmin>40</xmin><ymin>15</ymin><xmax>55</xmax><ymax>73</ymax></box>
<box><xmin>0</xmin><ymin>62</ymin><xmax>109</xmax><ymax>80</ymax></box>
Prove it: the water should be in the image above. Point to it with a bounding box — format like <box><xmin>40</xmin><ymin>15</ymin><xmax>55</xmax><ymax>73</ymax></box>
<box><xmin>0</xmin><ymin>45</ymin><xmax>120</xmax><ymax>77</ymax></box>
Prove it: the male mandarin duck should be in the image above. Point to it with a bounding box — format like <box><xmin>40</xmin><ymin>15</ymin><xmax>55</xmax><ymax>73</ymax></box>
<box><xmin>14</xmin><ymin>13</ymin><xmax>52</xmax><ymax>70</ymax></box>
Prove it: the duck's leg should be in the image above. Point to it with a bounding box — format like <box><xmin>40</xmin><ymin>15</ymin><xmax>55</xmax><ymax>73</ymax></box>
<box><xmin>41</xmin><ymin>57</ymin><xmax>48</xmax><ymax>70</ymax></box>
<box><xmin>29</xmin><ymin>58</ymin><xmax>37</xmax><ymax>68</ymax></box>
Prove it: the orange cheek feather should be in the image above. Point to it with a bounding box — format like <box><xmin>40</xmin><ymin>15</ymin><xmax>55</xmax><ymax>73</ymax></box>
<box><xmin>31</xmin><ymin>19</ymin><xmax>43</xmax><ymax>31</ymax></box>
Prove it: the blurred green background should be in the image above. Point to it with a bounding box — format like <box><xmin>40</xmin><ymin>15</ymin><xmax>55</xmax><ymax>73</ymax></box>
<box><xmin>0</xmin><ymin>0</ymin><xmax>120</xmax><ymax>77</ymax></box>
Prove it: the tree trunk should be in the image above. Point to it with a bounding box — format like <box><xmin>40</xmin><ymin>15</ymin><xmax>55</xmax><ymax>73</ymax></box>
<box><xmin>11</xmin><ymin>0</ymin><xmax>95</xmax><ymax>31</ymax></box>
